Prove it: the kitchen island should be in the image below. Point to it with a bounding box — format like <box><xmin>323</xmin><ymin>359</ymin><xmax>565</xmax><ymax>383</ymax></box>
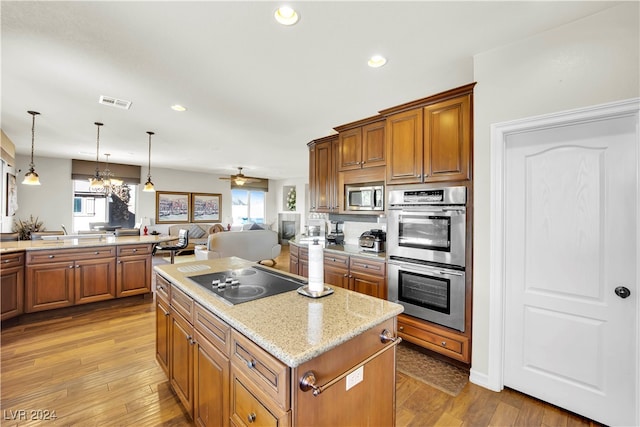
<box><xmin>0</xmin><ymin>234</ymin><xmax>174</xmax><ymax>319</ymax></box>
<box><xmin>154</xmin><ymin>257</ymin><xmax>403</xmax><ymax>426</ymax></box>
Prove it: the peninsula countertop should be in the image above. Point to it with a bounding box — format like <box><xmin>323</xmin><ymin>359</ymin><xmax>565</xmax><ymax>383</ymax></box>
<box><xmin>0</xmin><ymin>234</ymin><xmax>175</xmax><ymax>254</ymax></box>
<box><xmin>288</xmin><ymin>236</ymin><xmax>386</xmax><ymax>260</ymax></box>
<box><xmin>154</xmin><ymin>257</ymin><xmax>403</xmax><ymax>368</ymax></box>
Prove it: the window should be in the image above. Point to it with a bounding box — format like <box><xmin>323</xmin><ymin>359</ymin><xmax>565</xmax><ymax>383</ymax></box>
<box><xmin>71</xmin><ymin>179</ymin><xmax>137</xmax><ymax>232</ymax></box>
<box><xmin>231</xmin><ymin>189</ymin><xmax>265</xmax><ymax>224</ymax></box>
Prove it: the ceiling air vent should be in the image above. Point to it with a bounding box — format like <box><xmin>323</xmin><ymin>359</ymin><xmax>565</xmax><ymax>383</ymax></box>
<box><xmin>98</xmin><ymin>95</ymin><xmax>132</xmax><ymax>110</ymax></box>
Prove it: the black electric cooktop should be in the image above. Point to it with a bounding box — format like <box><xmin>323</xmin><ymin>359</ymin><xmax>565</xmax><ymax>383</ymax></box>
<box><xmin>188</xmin><ymin>265</ymin><xmax>307</xmax><ymax>305</ymax></box>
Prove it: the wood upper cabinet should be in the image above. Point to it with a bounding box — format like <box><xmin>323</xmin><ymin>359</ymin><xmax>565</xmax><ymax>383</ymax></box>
<box><xmin>1</xmin><ymin>252</ymin><xmax>24</xmax><ymax>320</ymax></box>
<box><xmin>336</xmin><ymin>118</ymin><xmax>386</xmax><ymax>172</ymax></box>
<box><xmin>385</xmin><ymin>108</ymin><xmax>424</xmax><ymax>184</ymax></box>
<box><xmin>383</xmin><ymin>83</ymin><xmax>475</xmax><ymax>185</ymax></box>
<box><xmin>308</xmin><ymin>135</ymin><xmax>339</xmax><ymax>213</ymax></box>
<box><xmin>423</xmin><ymin>94</ymin><xmax>471</xmax><ymax>182</ymax></box>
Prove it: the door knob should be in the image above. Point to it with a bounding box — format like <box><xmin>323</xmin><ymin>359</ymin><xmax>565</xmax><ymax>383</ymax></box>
<box><xmin>615</xmin><ymin>286</ymin><xmax>631</xmax><ymax>299</ymax></box>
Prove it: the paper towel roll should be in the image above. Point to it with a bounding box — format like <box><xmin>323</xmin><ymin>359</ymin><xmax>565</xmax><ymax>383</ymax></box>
<box><xmin>308</xmin><ymin>240</ymin><xmax>324</xmax><ymax>293</ymax></box>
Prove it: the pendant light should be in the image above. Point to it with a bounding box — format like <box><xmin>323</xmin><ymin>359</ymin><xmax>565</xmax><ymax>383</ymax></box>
<box><xmin>143</xmin><ymin>131</ymin><xmax>155</xmax><ymax>192</ymax></box>
<box><xmin>22</xmin><ymin>111</ymin><xmax>41</xmax><ymax>185</ymax></box>
<box><xmin>88</xmin><ymin>122</ymin><xmax>104</xmax><ymax>190</ymax></box>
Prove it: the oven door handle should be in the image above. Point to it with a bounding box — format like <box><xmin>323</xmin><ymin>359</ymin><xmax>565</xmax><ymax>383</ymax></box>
<box><xmin>388</xmin><ymin>260</ymin><xmax>464</xmax><ymax>276</ymax></box>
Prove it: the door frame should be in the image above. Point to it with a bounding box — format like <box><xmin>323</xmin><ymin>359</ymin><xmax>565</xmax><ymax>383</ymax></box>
<box><xmin>484</xmin><ymin>98</ymin><xmax>640</xmax><ymax>424</ymax></box>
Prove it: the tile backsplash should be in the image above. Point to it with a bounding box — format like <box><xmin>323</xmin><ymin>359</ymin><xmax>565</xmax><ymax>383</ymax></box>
<box><xmin>343</xmin><ymin>220</ymin><xmax>386</xmax><ymax>245</ymax></box>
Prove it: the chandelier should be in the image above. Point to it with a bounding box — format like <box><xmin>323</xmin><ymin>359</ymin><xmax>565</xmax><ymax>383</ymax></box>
<box><xmin>88</xmin><ymin>122</ymin><xmax>124</xmax><ymax>196</ymax></box>
<box><xmin>22</xmin><ymin>111</ymin><xmax>42</xmax><ymax>185</ymax></box>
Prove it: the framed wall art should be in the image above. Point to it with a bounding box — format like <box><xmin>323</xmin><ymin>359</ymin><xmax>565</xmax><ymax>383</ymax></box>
<box><xmin>5</xmin><ymin>173</ymin><xmax>17</xmax><ymax>217</ymax></box>
<box><xmin>191</xmin><ymin>193</ymin><xmax>221</xmax><ymax>223</ymax></box>
<box><xmin>155</xmin><ymin>191</ymin><xmax>190</xmax><ymax>224</ymax></box>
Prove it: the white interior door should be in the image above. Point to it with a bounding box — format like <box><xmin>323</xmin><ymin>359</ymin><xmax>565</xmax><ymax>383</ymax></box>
<box><xmin>503</xmin><ymin>113</ymin><xmax>638</xmax><ymax>426</ymax></box>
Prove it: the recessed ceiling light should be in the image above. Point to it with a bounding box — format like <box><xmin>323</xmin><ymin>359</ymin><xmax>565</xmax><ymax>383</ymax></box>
<box><xmin>274</xmin><ymin>6</ymin><xmax>299</xmax><ymax>26</ymax></box>
<box><xmin>171</xmin><ymin>104</ymin><xmax>187</xmax><ymax>112</ymax></box>
<box><xmin>368</xmin><ymin>55</ymin><xmax>387</xmax><ymax>68</ymax></box>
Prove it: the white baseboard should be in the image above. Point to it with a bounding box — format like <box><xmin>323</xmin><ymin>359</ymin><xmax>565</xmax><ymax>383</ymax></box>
<box><xmin>469</xmin><ymin>368</ymin><xmax>501</xmax><ymax>392</ymax></box>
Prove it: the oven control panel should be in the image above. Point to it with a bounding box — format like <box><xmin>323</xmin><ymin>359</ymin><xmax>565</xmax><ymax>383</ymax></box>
<box><xmin>388</xmin><ymin>186</ymin><xmax>466</xmax><ymax>206</ymax></box>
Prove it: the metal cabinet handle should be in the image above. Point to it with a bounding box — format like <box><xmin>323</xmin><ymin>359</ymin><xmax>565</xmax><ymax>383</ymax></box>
<box><xmin>247</xmin><ymin>413</ymin><xmax>256</xmax><ymax>423</ymax></box>
<box><xmin>380</xmin><ymin>329</ymin><xmax>399</xmax><ymax>343</ymax></box>
<box><xmin>247</xmin><ymin>359</ymin><xmax>256</xmax><ymax>369</ymax></box>
<box><xmin>69</xmin><ymin>265</ymin><xmax>74</xmax><ymax>269</ymax></box>
<box><xmin>49</xmin><ymin>255</ymin><xmax>55</xmax><ymax>258</ymax></box>
<box><xmin>441</xmin><ymin>341</ymin><xmax>447</xmax><ymax>347</ymax></box>
<box><xmin>300</xmin><ymin>338</ymin><xmax>401</xmax><ymax>397</ymax></box>
<box><xmin>132</xmin><ymin>248</ymin><xmax>137</xmax><ymax>253</ymax></box>
<box><xmin>2</xmin><ymin>259</ymin><xmax>10</xmax><ymax>264</ymax></box>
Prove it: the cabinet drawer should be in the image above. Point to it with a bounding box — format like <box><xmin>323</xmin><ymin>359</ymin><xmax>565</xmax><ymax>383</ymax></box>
<box><xmin>1</xmin><ymin>252</ymin><xmax>24</xmax><ymax>268</ymax></box>
<box><xmin>27</xmin><ymin>247</ymin><xmax>116</xmax><ymax>264</ymax></box>
<box><xmin>231</xmin><ymin>331</ymin><xmax>290</xmax><ymax>411</ymax></box>
<box><xmin>398</xmin><ymin>316</ymin><xmax>466</xmax><ymax>358</ymax></box>
<box><xmin>349</xmin><ymin>256</ymin><xmax>385</xmax><ymax>277</ymax></box>
<box><xmin>155</xmin><ymin>274</ymin><xmax>171</xmax><ymax>303</ymax></box>
<box><xmin>170</xmin><ymin>284</ymin><xmax>194</xmax><ymax>324</ymax></box>
<box><xmin>117</xmin><ymin>244</ymin><xmax>152</xmax><ymax>257</ymax></box>
<box><xmin>231</xmin><ymin>375</ymin><xmax>278</xmax><ymax>427</ymax></box>
<box><xmin>299</xmin><ymin>247</ymin><xmax>308</xmax><ymax>261</ymax></box>
<box><xmin>323</xmin><ymin>252</ymin><xmax>349</xmax><ymax>269</ymax></box>
<box><xmin>194</xmin><ymin>303</ymin><xmax>231</xmax><ymax>356</ymax></box>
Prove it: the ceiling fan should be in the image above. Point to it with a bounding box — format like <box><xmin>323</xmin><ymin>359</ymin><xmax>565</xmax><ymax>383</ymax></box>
<box><xmin>219</xmin><ymin>167</ymin><xmax>264</xmax><ymax>186</ymax></box>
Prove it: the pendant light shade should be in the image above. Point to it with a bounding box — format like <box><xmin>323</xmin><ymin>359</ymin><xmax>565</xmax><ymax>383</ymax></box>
<box><xmin>88</xmin><ymin>122</ymin><xmax>104</xmax><ymax>190</ymax></box>
<box><xmin>22</xmin><ymin>111</ymin><xmax>41</xmax><ymax>185</ymax></box>
<box><xmin>143</xmin><ymin>131</ymin><xmax>155</xmax><ymax>192</ymax></box>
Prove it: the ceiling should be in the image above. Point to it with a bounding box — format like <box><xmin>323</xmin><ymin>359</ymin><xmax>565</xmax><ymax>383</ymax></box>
<box><xmin>1</xmin><ymin>1</ymin><xmax>619</xmax><ymax>181</ymax></box>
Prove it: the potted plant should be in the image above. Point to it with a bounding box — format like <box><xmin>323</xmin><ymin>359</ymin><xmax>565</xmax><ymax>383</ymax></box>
<box><xmin>13</xmin><ymin>215</ymin><xmax>45</xmax><ymax>240</ymax></box>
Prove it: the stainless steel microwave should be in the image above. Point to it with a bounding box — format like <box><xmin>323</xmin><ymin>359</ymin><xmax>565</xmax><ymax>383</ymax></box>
<box><xmin>345</xmin><ymin>184</ymin><xmax>384</xmax><ymax>211</ymax></box>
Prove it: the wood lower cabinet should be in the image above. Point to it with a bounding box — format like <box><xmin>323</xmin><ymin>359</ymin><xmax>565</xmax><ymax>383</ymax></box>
<box><xmin>116</xmin><ymin>244</ymin><xmax>152</xmax><ymax>297</ymax></box>
<box><xmin>293</xmin><ymin>317</ymin><xmax>396</xmax><ymax>426</ymax></box>
<box><xmin>156</xmin><ymin>274</ymin><xmax>172</xmax><ymax>377</ymax></box>
<box><xmin>25</xmin><ymin>247</ymin><xmax>116</xmax><ymax>313</ymax></box>
<box><xmin>230</xmin><ymin>331</ymin><xmax>290</xmax><ymax>426</ymax></box>
<box><xmin>1</xmin><ymin>252</ymin><xmax>24</xmax><ymax>320</ymax></box>
<box><xmin>322</xmin><ymin>252</ymin><xmax>386</xmax><ymax>299</ymax></box>
<box><xmin>289</xmin><ymin>245</ymin><xmax>309</xmax><ymax>278</ymax></box>
<box><xmin>162</xmin><ymin>278</ymin><xmax>233</xmax><ymax>425</ymax></box>
<box><xmin>397</xmin><ymin>314</ymin><xmax>470</xmax><ymax>363</ymax></box>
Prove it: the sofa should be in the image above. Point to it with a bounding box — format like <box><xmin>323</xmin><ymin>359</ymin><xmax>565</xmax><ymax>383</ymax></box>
<box><xmin>194</xmin><ymin>229</ymin><xmax>282</xmax><ymax>265</ymax></box>
<box><xmin>167</xmin><ymin>223</ymin><xmax>224</xmax><ymax>252</ymax></box>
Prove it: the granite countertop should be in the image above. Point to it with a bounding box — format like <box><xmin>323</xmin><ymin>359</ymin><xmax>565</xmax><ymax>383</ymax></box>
<box><xmin>154</xmin><ymin>257</ymin><xmax>403</xmax><ymax>368</ymax></box>
<box><xmin>289</xmin><ymin>236</ymin><xmax>386</xmax><ymax>260</ymax></box>
<box><xmin>0</xmin><ymin>235</ymin><xmax>174</xmax><ymax>254</ymax></box>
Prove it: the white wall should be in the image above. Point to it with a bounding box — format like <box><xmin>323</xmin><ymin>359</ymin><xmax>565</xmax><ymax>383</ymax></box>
<box><xmin>471</xmin><ymin>3</ymin><xmax>639</xmax><ymax>379</ymax></box>
<box><xmin>12</xmin><ymin>154</ymin><xmax>287</xmax><ymax>235</ymax></box>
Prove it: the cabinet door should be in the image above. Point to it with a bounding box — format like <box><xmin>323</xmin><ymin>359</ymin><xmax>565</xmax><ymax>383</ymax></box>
<box><xmin>350</xmin><ymin>271</ymin><xmax>386</xmax><ymax>300</ymax></box>
<box><xmin>338</xmin><ymin>127</ymin><xmax>363</xmax><ymax>171</ymax></box>
<box><xmin>194</xmin><ymin>330</ymin><xmax>230</xmax><ymax>427</ymax></box>
<box><xmin>385</xmin><ymin>108</ymin><xmax>423</xmax><ymax>185</ymax></box>
<box><xmin>171</xmin><ymin>310</ymin><xmax>195</xmax><ymax>417</ymax></box>
<box><xmin>117</xmin><ymin>254</ymin><xmax>151</xmax><ymax>297</ymax></box>
<box><xmin>362</xmin><ymin>121</ymin><xmax>386</xmax><ymax>168</ymax></box>
<box><xmin>156</xmin><ymin>298</ymin><xmax>171</xmax><ymax>377</ymax></box>
<box><xmin>423</xmin><ymin>94</ymin><xmax>471</xmax><ymax>182</ymax></box>
<box><xmin>324</xmin><ymin>266</ymin><xmax>349</xmax><ymax>289</ymax></box>
<box><xmin>313</xmin><ymin>140</ymin><xmax>333</xmax><ymax>212</ymax></box>
<box><xmin>74</xmin><ymin>258</ymin><xmax>116</xmax><ymax>305</ymax></box>
<box><xmin>330</xmin><ymin>137</ymin><xmax>339</xmax><ymax>212</ymax></box>
<box><xmin>308</xmin><ymin>144</ymin><xmax>316</xmax><ymax>212</ymax></box>
<box><xmin>25</xmin><ymin>261</ymin><xmax>75</xmax><ymax>313</ymax></box>
<box><xmin>289</xmin><ymin>255</ymin><xmax>299</xmax><ymax>276</ymax></box>
<box><xmin>1</xmin><ymin>266</ymin><xmax>24</xmax><ymax>320</ymax></box>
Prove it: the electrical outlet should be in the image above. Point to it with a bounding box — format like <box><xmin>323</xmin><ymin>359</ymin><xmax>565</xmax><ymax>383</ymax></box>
<box><xmin>345</xmin><ymin>366</ymin><xmax>364</xmax><ymax>391</ymax></box>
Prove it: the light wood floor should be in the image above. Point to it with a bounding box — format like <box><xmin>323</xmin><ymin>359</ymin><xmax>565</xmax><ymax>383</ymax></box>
<box><xmin>0</xmin><ymin>248</ymin><xmax>601</xmax><ymax>427</ymax></box>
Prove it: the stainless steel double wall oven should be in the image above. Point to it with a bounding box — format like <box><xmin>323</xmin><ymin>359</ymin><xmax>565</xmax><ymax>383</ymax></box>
<box><xmin>387</xmin><ymin>186</ymin><xmax>467</xmax><ymax>332</ymax></box>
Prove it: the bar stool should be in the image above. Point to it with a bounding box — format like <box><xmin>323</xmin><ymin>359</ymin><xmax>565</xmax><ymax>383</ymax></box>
<box><xmin>152</xmin><ymin>229</ymin><xmax>189</xmax><ymax>264</ymax></box>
